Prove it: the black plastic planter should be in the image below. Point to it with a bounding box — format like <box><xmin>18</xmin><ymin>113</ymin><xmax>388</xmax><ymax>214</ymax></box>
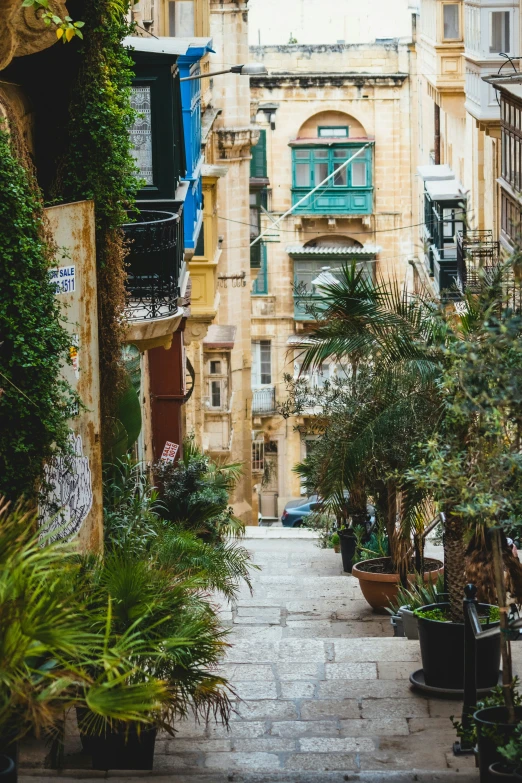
<box><xmin>339</xmin><ymin>529</ymin><xmax>357</xmax><ymax>573</ymax></box>
<box><xmin>0</xmin><ymin>756</ymin><xmax>16</xmax><ymax>783</ymax></box>
<box><xmin>489</xmin><ymin>763</ymin><xmax>522</xmax><ymax>782</ymax></box>
<box><xmin>475</xmin><ymin>707</ymin><xmax>522</xmax><ymax>783</ymax></box>
<box><xmin>417</xmin><ymin>602</ymin><xmax>500</xmax><ymax>690</ymax></box>
<box><xmin>80</xmin><ymin>724</ymin><xmax>157</xmax><ymax>771</ymax></box>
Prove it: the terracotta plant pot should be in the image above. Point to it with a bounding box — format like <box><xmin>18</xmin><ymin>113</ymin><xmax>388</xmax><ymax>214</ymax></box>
<box><xmin>351</xmin><ymin>557</ymin><xmax>444</xmax><ymax>613</ymax></box>
<box><xmin>333</xmin><ymin>544</ymin><xmax>340</xmax><ymax>553</ymax></box>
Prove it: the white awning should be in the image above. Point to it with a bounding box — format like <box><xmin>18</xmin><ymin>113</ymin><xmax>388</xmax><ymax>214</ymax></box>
<box><xmin>425</xmin><ymin>178</ymin><xmax>466</xmax><ymax>201</ymax></box>
<box><xmin>417</xmin><ymin>164</ymin><xmax>454</xmax><ymax>182</ymax></box>
<box><xmin>122</xmin><ymin>36</ymin><xmax>190</xmax><ymax>56</ymax></box>
<box><xmin>286</xmin><ymin>244</ymin><xmax>380</xmax><ymax>257</ymax></box>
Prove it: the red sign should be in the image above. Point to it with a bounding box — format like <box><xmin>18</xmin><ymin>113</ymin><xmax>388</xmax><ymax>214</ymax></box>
<box><xmin>160</xmin><ymin>441</ymin><xmax>179</xmax><ymax>463</ymax></box>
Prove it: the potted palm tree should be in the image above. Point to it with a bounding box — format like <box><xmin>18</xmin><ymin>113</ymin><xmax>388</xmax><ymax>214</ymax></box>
<box><xmin>410</xmin><ymin>269</ymin><xmax>522</xmax><ymax>692</ymax></box>
<box><xmin>0</xmin><ymin>499</ymin><xmax>173</xmax><ymax>779</ymax></box>
<box><xmin>285</xmin><ymin>264</ymin><xmax>444</xmax><ymax>611</ymax></box>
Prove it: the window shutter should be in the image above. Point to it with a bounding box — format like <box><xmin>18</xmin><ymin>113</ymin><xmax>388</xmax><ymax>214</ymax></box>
<box><xmin>251</xmin><ymin>130</ymin><xmax>267</xmax><ymax>178</ymax></box>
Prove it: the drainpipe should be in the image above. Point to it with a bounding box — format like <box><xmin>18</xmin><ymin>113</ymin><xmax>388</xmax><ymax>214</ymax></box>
<box><xmin>434</xmin><ymin>103</ymin><xmax>441</xmax><ymax>165</ymax></box>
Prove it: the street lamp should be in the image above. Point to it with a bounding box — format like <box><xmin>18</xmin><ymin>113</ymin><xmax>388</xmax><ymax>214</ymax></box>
<box><xmin>180</xmin><ymin>63</ymin><xmax>268</xmax><ymax>82</ymax></box>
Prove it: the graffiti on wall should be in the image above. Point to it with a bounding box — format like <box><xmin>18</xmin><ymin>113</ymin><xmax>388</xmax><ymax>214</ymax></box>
<box><xmin>39</xmin><ymin>433</ymin><xmax>93</xmax><ymax>541</ymax></box>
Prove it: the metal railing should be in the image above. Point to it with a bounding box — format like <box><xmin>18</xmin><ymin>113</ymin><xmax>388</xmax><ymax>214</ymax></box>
<box><xmin>122</xmin><ymin>209</ymin><xmax>184</xmax><ymax>321</ymax></box>
<box><xmin>252</xmin><ymin>387</ymin><xmax>277</xmax><ymax>415</ymax></box>
<box><xmin>456</xmin><ymin>230</ymin><xmax>501</xmax><ymax>293</ymax></box>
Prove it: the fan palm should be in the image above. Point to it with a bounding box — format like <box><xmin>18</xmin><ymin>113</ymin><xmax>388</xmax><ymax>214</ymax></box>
<box><xmin>291</xmin><ymin>263</ymin><xmax>442</xmax><ymax>575</ymax></box>
<box><xmin>0</xmin><ymin>499</ymin><xmax>171</xmax><ymax>748</ymax></box>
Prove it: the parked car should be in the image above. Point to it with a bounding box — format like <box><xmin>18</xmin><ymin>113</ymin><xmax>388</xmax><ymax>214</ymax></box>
<box><xmin>281</xmin><ymin>496</ymin><xmax>377</xmax><ymax>530</ymax></box>
<box><xmin>281</xmin><ymin>496</ymin><xmax>321</xmax><ymax>527</ymax></box>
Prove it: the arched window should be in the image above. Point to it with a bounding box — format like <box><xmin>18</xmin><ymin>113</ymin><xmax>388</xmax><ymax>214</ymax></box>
<box><xmin>290</xmin><ymin>111</ymin><xmax>373</xmax><ymax>215</ymax></box>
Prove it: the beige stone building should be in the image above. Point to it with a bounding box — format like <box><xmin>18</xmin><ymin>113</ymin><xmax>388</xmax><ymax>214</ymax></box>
<box><xmin>128</xmin><ymin>0</ymin><xmax>257</xmax><ymax>523</ymax></box>
<box><xmin>247</xmin><ymin>41</ymin><xmax>416</xmax><ymax>518</ymax></box>
<box><xmin>412</xmin><ymin>0</ymin><xmax>520</xmax><ymax>296</ymax></box>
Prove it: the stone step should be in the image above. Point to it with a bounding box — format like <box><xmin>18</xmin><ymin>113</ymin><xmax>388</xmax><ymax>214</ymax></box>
<box><xmin>20</xmin><ymin>770</ymin><xmax>479</xmax><ymax>782</ymax></box>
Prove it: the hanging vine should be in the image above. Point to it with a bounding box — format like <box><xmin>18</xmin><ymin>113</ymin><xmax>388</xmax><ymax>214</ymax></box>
<box><xmin>52</xmin><ymin>0</ymin><xmax>139</xmax><ymax>448</ymax></box>
<box><xmin>0</xmin><ymin>123</ymin><xmax>76</xmax><ymax>500</ymax></box>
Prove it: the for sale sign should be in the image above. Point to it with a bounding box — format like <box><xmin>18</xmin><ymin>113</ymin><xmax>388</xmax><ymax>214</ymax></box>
<box><xmin>50</xmin><ymin>265</ymin><xmax>76</xmax><ymax>294</ymax></box>
<box><xmin>161</xmin><ymin>441</ymin><xmax>179</xmax><ymax>463</ymax></box>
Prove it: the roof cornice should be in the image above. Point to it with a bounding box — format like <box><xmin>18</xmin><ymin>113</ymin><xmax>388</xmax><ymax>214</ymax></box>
<box><xmin>251</xmin><ymin>72</ymin><xmax>409</xmax><ymax>89</ymax></box>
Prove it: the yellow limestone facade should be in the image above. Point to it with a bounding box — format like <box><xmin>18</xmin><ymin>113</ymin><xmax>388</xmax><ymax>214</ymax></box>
<box><xmin>412</xmin><ymin>0</ymin><xmax>520</xmax><ymax>293</ymax></box>
<box><xmin>247</xmin><ymin>41</ymin><xmax>416</xmax><ymax>518</ymax></box>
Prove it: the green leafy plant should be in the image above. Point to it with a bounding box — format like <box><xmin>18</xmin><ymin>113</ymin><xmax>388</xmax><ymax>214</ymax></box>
<box><xmin>499</xmin><ymin>723</ymin><xmax>522</xmax><ymax>774</ymax></box>
<box><xmin>53</xmin><ymin>0</ymin><xmax>140</xmax><ymax>445</ymax></box>
<box><xmin>75</xmin><ymin>548</ymin><xmax>233</xmax><ymax>736</ymax></box>
<box><xmin>282</xmin><ymin>263</ymin><xmax>442</xmax><ymax>580</ymax></box>
<box><xmin>387</xmin><ymin>572</ymin><xmax>445</xmax><ymax>615</ymax></box>
<box><xmin>304</xmin><ymin>510</ymin><xmax>336</xmax><ymax>548</ymax></box>
<box><xmin>0</xmin><ymin>125</ymin><xmax>76</xmax><ymax>500</ymax></box>
<box><xmin>157</xmin><ymin>438</ymin><xmax>244</xmax><ymax>543</ymax></box>
<box><xmin>355</xmin><ymin>519</ymin><xmax>390</xmax><ymax>562</ymax></box>
<box><xmin>21</xmin><ymin>0</ymin><xmax>85</xmax><ymax>42</ymax></box>
<box><xmin>415</xmin><ymin>605</ymin><xmax>500</xmax><ymax>624</ymax></box>
<box><xmin>0</xmin><ymin>499</ymin><xmax>171</xmax><ymax>748</ymax></box>
<box><xmin>104</xmin><ymin>457</ymin><xmax>255</xmax><ymax>601</ymax></box>
<box><xmin>331</xmin><ymin>532</ymin><xmax>340</xmax><ymax>546</ymax></box>
<box><xmin>452</xmin><ymin>680</ymin><xmax>522</xmax><ymax>748</ymax></box>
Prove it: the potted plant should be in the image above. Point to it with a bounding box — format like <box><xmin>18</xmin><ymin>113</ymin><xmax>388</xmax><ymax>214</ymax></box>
<box><xmin>75</xmin><ymin>548</ymin><xmax>233</xmax><ymax>770</ymax></box>
<box><xmin>490</xmin><ymin>724</ymin><xmax>522</xmax><ymax>780</ymax></box>
<box><xmin>387</xmin><ymin>572</ymin><xmax>445</xmax><ymax>640</ymax></box>
<box><xmin>330</xmin><ymin>532</ymin><xmax>340</xmax><ymax>554</ymax></box>
<box><xmin>409</xmin><ymin>274</ymin><xmax>522</xmax><ymax>692</ymax></box>
<box><xmin>0</xmin><ymin>500</ymin><xmax>170</xmax><ymax>780</ymax></box>
<box><xmin>453</xmin><ymin>684</ymin><xmax>522</xmax><ymax>783</ymax></box>
<box><xmin>282</xmin><ymin>265</ymin><xmax>444</xmax><ymax>610</ymax></box>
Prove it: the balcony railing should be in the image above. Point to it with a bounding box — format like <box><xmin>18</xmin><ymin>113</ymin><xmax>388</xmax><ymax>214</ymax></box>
<box><xmin>291</xmin><ymin>187</ymin><xmax>373</xmax><ymax>216</ymax></box>
<box><xmin>122</xmin><ymin>209</ymin><xmax>184</xmax><ymax>321</ymax></box>
<box><xmin>456</xmin><ymin>230</ymin><xmax>501</xmax><ymax>292</ymax></box>
<box><xmin>252</xmin><ymin>387</ymin><xmax>277</xmax><ymax>415</ymax></box>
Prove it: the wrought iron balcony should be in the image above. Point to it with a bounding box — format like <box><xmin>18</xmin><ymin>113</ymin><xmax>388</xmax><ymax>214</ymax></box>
<box><xmin>122</xmin><ymin>209</ymin><xmax>184</xmax><ymax>321</ymax></box>
<box><xmin>252</xmin><ymin>387</ymin><xmax>277</xmax><ymax>415</ymax></box>
<box><xmin>456</xmin><ymin>230</ymin><xmax>501</xmax><ymax>292</ymax></box>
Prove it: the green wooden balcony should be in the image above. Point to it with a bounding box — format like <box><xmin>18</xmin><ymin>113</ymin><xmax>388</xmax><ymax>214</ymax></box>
<box><xmin>291</xmin><ymin>187</ymin><xmax>373</xmax><ymax>215</ymax></box>
<box><xmin>290</xmin><ymin>142</ymin><xmax>373</xmax><ymax>216</ymax></box>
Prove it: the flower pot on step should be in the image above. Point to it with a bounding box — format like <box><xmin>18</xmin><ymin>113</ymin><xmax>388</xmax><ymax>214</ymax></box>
<box><xmin>351</xmin><ymin>557</ymin><xmax>444</xmax><ymax>613</ymax></box>
<box><xmin>399</xmin><ymin>605</ymin><xmax>419</xmax><ymax>640</ymax></box>
<box><xmin>77</xmin><ymin>712</ymin><xmax>157</xmax><ymax>771</ymax></box>
<box><xmin>474</xmin><ymin>707</ymin><xmax>522</xmax><ymax>783</ymax></box>
<box><xmin>417</xmin><ymin>602</ymin><xmax>500</xmax><ymax>691</ymax></box>
<box><xmin>0</xmin><ymin>755</ymin><xmax>16</xmax><ymax>783</ymax></box>
<box><xmin>489</xmin><ymin>763</ymin><xmax>522</xmax><ymax>782</ymax></box>
<box><xmin>339</xmin><ymin>529</ymin><xmax>357</xmax><ymax>573</ymax></box>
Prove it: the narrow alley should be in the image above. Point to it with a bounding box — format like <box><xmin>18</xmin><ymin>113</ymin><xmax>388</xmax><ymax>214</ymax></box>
<box><xmin>145</xmin><ymin>529</ymin><xmax>484</xmax><ymax>781</ymax></box>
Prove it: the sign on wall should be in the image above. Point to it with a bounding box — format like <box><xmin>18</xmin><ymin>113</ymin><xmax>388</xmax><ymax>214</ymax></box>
<box><xmin>41</xmin><ymin>202</ymin><xmax>103</xmax><ymax>551</ymax></box>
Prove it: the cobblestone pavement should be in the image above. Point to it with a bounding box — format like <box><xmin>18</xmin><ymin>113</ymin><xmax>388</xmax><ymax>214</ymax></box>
<box><xmin>150</xmin><ymin>529</ymin><xmax>480</xmax><ymax>778</ymax></box>
<box><xmin>24</xmin><ymin>526</ymin><xmax>513</xmax><ymax>781</ymax></box>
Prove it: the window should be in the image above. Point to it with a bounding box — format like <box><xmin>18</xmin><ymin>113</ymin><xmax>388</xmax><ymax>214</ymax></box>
<box><xmin>252</xmin><ymin>440</ymin><xmax>265</xmax><ymax>472</ymax></box>
<box><xmin>168</xmin><ymin>0</ymin><xmax>195</xmax><ymax>36</ymax></box>
<box><xmin>318</xmin><ymin>126</ymin><xmax>349</xmax><ymax>138</ymax></box>
<box><xmin>210</xmin><ymin>360</ymin><xmax>221</xmax><ymax>375</ymax></box>
<box><xmin>252</xmin><ymin>340</ymin><xmax>272</xmax><ymax>386</ymax></box>
<box><xmin>443</xmin><ymin>4</ymin><xmax>460</xmax><ymax>40</ymax></box>
<box><xmin>210</xmin><ymin>380</ymin><xmax>221</xmax><ymax>408</ymax></box>
<box><xmin>292</xmin><ymin>146</ymin><xmax>370</xmax><ymax>190</ymax></box>
<box><xmin>490</xmin><ymin>11</ymin><xmax>510</xmax><ymax>54</ymax></box>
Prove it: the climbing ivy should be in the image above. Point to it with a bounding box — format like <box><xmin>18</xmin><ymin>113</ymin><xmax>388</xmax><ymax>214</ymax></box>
<box><xmin>53</xmin><ymin>0</ymin><xmax>140</xmax><ymax>447</ymax></box>
<box><xmin>0</xmin><ymin>125</ymin><xmax>76</xmax><ymax>500</ymax></box>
